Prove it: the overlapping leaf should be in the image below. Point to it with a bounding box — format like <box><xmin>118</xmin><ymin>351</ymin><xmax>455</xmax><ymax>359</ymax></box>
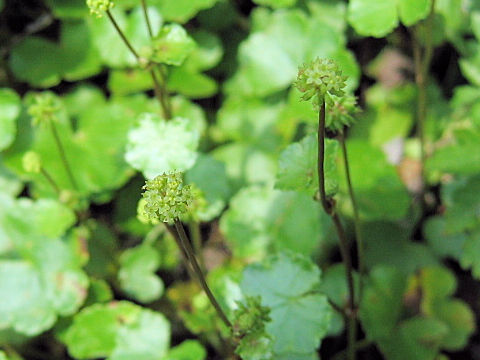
<box><xmin>125</xmin><ymin>113</ymin><xmax>199</xmax><ymax>179</ymax></box>
<box><xmin>0</xmin><ymin>194</ymin><xmax>87</xmax><ymax>336</ymax></box>
<box><xmin>241</xmin><ymin>252</ymin><xmax>332</xmax><ymax>358</ymax></box>
<box><xmin>220</xmin><ymin>186</ymin><xmax>326</xmax><ymax>259</ymax></box>
<box><xmin>348</xmin><ymin>0</ymin><xmax>432</xmax><ymax>37</ymax></box>
<box><xmin>64</xmin><ymin>301</ymin><xmax>170</xmax><ymax>360</ymax></box>
<box><xmin>118</xmin><ymin>244</ymin><xmax>164</xmax><ymax>303</ymax></box>
<box><xmin>225</xmin><ymin>8</ymin><xmax>359</xmax><ymax>97</ymax></box>
<box><xmin>276</xmin><ymin>134</ymin><xmax>338</xmax><ymax>197</ymax></box>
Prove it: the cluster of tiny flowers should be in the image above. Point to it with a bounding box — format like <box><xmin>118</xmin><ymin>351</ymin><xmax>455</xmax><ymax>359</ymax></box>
<box><xmin>294</xmin><ymin>58</ymin><xmax>347</xmax><ymax>109</ymax></box>
<box><xmin>142</xmin><ymin>172</ymin><xmax>193</xmax><ymax>223</ymax></box>
<box><xmin>22</xmin><ymin>151</ymin><xmax>42</xmax><ymax>174</ymax></box>
<box><xmin>326</xmin><ymin>93</ymin><xmax>360</xmax><ymax>132</ymax></box>
<box><xmin>180</xmin><ymin>184</ymin><xmax>207</xmax><ymax>222</ymax></box>
<box><xmin>86</xmin><ymin>0</ymin><xmax>114</xmax><ymax>17</ymax></box>
<box><xmin>232</xmin><ymin>296</ymin><xmax>271</xmax><ymax>338</ymax></box>
<box><xmin>28</xmin><ymin>93</ymin><xmax>60</xmax><ymax>127</ymax></box>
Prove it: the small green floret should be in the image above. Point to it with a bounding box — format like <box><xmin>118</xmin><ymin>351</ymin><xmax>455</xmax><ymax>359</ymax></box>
<box><xmin>22</xmin><ymin>151</ymin><xmax>42</xmax><ymax>174</ymax></box>
<box><xmin>86</xmin><ymin>0</ymin><xmax>114</xmax><ymax>17</ymax></box>
<box><xmin>142</xmin><ymin>172</ymin><xmax>193</xmax><ymax>223</ymax></box>
<box><xmin>326</xmin><ymin>93</ymin><xmax>360</xmax><ymax>132</ymax></box>
<box><xmin>294</xmin><ymin>58</ymin><xmax>347</xmax><ymax>109</ymax></box>
<box><xmin>28</xmin><ymin>92</ymin><xmax>60</xmax><ymax>126</ymax></box>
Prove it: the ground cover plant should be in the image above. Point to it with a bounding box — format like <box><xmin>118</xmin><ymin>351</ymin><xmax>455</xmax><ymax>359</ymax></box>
<box><xmin>0</xmin><ymin>0</ymin><xmax>479</xmax><ymax>359</ymax></box>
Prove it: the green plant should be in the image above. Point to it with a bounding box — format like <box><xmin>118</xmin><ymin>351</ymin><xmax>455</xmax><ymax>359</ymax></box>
<box><xmin>0</xmin><ymin>0</ymin><xmax>479</xmax><ymax>359</ymax></box>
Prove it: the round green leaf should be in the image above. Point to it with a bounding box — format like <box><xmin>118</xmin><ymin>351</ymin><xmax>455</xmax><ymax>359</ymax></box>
<box><xmin>9</xmin><ymin>37</ymin><xmax>62</xmax><ymax>87</ymax></box>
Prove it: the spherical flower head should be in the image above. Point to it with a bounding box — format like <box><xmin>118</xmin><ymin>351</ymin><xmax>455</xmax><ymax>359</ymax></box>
<box><xmin>22</xmin><ymin>151</ymin><xmax>42</xmax><ymax>173</ymax></box>
<box><xmin>326</xmin><ymin>93</ymin><xmax>360</xmax><ymax>132</ymax></box>
<box><xmin>142</xmin><ymin>172</ymin><xmax>193</xmax><ymax>224</ymax></box>
<box><xmin>28</xmin><ymin>92</ymin><xmax>60</xmax><ymax>127</ymax></box>
<box><xmin>294</xmin><ymin>58</ymin><xmax>347</xmax><ymax>109</ymax></box>
<box><xmin>86</xmin><ymin>0</ymin><xmax>114</xmax><ymax>17</ymax></box>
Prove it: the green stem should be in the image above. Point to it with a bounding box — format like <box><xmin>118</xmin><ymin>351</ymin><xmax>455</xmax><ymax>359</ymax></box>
<box><xmin>107</xmin><ymin>8</ymin><xmax>172</xmax><ymax>119</ymax></box>
<box><xmin>317</xmin><ymin>98</ymin><xmax>356</xmax><ymax>360</ymax></box>
<box><xmin>49</xmin><ymin>121</ymin><xmax>78</xmax><ymax>191</ymax></box>
<box><xmin>106</xmin><ymin>10</ymin><xmax>139</xmax><ymax>59</ymax></box>
<box><xmin>150</xmin><ymin>68</ymin><xmax>172</xmax><ymax>119</ymax></box>
<box><xmin>339</xmin><ymin>133</ymin><xmax>364</xmax><ymax>300</ymax></box>
<box><xmin>173</xmin><ymin>219</ymin><xmax>232</xmax><ymax>329</ymax></box>
<box><xmin>140</xmin><ymin>0</ymin><xmax>153</xmax><ymax>38</ymax></box>
<box><xmin>40</xmin><ymin>167</ymin><xmax>60</xmax><ymax>195</ymax></box>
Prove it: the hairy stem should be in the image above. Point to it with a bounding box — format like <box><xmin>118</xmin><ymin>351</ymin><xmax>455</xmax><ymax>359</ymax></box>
<box><xmin>317</xmin><ymin>98</ymin><xmax>356</xmax><ymax>360</ymax></box>
<box><xmin>412</xmin><ymin>0</ymin><xmax>436</xmax><ymax>197</ymax></box>
<box><xmin>49</xmin><ymin>121</ymin><xmax>78</xmax><ymax>191</ymax></box>
<box><xmin>173</xmin><ymin>219</ymin><xmax>232</xmax><ymax>329</ymax></box>
<box><xmin>317</xmin><ymin>100</ymin><xmax>332</xmax><ymax>214</ymax></box>
<box><xmin>40</xmin><ymin>167</ymin><xmax>60</xmax><ymax>195</ymax></box>
<box><xmin>339</xmin><ymin>133</ymin><xmax>364</xmax><ymax>300</ymax></box>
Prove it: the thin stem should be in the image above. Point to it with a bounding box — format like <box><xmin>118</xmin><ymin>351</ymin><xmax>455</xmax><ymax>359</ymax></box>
<box><xmin>173</xmin><ymin>219</ymin><xmax>232</xmax><ymax>329</ymax></box>
<box><xmin>49</xmin><ymin>121</ymin><xmax>78</xmax><ymax>191</ymax></box>
<box><xmin>189</xmin><ymin>221</ymin><xmax>205</xmax><ymax>272</ymax></box>
<box><xmin>40</xmin><ymin>167</ymin><xmax>60</xmax><ymax>195</ymax></box>
<box><xmin>106</xmin><ymin>8</ymin><xmax>172</xmax><ymax>119</ymax></box>
<box><xmin>140</xmin><ymin>0</ymin><xmax>153</xmax><ymax>38</ymax></box>
<box><xmin>317</xmin><ymin>97</ymin><xmax>356</xmax><ymax>360</ymax></box>
<box><xmin>106</xmin><ymin>10</ymin><xmax>139</xmax><ymax>60</ymax></box>
<box><xmin>331</xmin><ymin>213</ymin><xmax>356</xmax><ymax>312</ymax></box>
<box><xmin>340</xmin><ymin>133</ymin><xmax>364</xmax><ymax>300</ymax></box>
<box><xmin>150</xmin><ymin>69</ymin><xmax>172</xmax><ymax>119</ymax></box>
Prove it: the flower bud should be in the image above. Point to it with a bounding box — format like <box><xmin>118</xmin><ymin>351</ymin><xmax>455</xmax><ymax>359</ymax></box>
<box><xmin>142</xmin><ymin>172</ymin><xmax>193</xmax><ymax>223</ymax></box>
<box><xmin>326</xmin><ymin>93</ymin><xmax>360</xmax><ymax>132</ymax></box>
<box><xmin>22</xmin><ymin>151</ymin><xmax>42</xmax><ymax>173</ymax></box>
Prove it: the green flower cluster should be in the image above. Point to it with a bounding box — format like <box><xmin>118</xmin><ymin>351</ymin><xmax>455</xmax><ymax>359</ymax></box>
<box><xmin>326</xmin><ymin>93</ymin><xmax>360</xmax><ymax>132</ymax></box>
<box><xmin>142</xmin><ymin>172</ymin><xmax>193</xmax><ymax>224</ymax></box>
<box><xmin>86</xmin><ymin>0</ymin><xmax>114</xmax><ymax>17</ymax></box>
<box><xmin>28</xmin><ymin>92</ymin><xmax>60</xmax><ymax>127</ymax></box>
<box><xmin>294</xmin><ymin>58</ymin><xmax>347</xmax><ymax>109</ymax></box>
